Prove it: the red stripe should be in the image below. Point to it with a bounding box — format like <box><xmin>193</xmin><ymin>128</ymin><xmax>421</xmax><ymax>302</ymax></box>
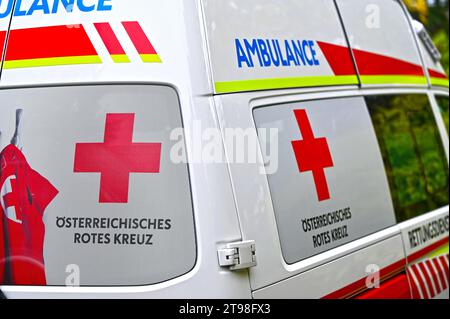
<box><xmin>352</xmin><ymin>48</ymin><xmax>425</xmax><ymax>77</ymax></box>
<box><xmin>94</xmin><ymin>23</ymin><xmax>126</xmax><ymax>55</ymax></box>
<box><xmin>408</xmin><ymin>237</ymin><xmax>449</xmax><ymax>264</ymax></box>
<box><xmin>429</xmin><ymin>69</ymin><xmax>448</xmax><ymax>79</ymax></box>
<box><xmin>0</xmin><ymin>30</ymin><xmax>6</xmax><ymax>46</ymax></box>
<box><xmin>317</xmin><ymin>41</ymin><xmax>357</xmax><ymax>76</ymax></box>
<box><xmin>410</xmin><ymin>264</ymin><xmax>430</xmax><ymax>299</ymax></box>
<box><xmin>322</xmin><ymin>276</ymin><xmax>367</xmax><ymax>299</ymax></box>
<box><xmin>0</xmin><ymin>30</ymin><xmax>5</xmax><ymax>60</ymax></box>
<box><xmin>322</xmin><ymin>239</ymin><xmax>449</xmax><ymax>299</ymax></box>
<box><xmin>432</xmin><ymin>258</ymin><xmax>448</xmax><ymax>290</ymax></box>
<box><xmin>439</xmin><ymin>255</ymin><xmax>449</xmax><ymax>283</ymax></box>
<box><xmin>5</xmin><ymin>25</ymin><xmax>98</xmax><ymax>61</ymax></box>
<box><xmin>425</xmin><ymin>260</ymin><xmax>442</xmax><ymax>295</ymax></box>
<box><xmin>322</xmin><ymin>258</ymin><xmax>406</xmax><ymax>299</ymax></box>
<box><xmin>122</xmin><ymin>21</ymin><xmax>157</xmax><ymax>55</ymax></box>
<box><xmin>417</xmin><ymin>262</ymin><xmax>436</xmax><ymax>297</ymax></box>
<box><xmin>356</xmin><ymin>273</ymin><xmax>411</xmax><ymax>299</ymax></box>
<box><xmin>408</xmin><ymin>269</ymin><xmax>422</xmax><ymax>299</ymax></box>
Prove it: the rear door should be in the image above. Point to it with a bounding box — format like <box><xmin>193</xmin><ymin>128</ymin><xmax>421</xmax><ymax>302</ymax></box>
<box><xmin>215</xmin><ymin>88</ymin><xmax>449</xmax><ymax>299</ymax></box>
<box><xmin>202</xmin><ymin>0</ymin><xmax>410</xmax><ymax>299</ymax></box>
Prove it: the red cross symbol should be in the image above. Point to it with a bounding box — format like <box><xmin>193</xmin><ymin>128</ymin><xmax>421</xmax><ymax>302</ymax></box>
<box><xmin>74</xmin><ymin>113</ymin><xmax>162</xmax><ymax>204</ymax></box>
<box><xmin>291</xmin><ymin>109</ymin><xmax>334</xmax><ymax>202</ymax></box>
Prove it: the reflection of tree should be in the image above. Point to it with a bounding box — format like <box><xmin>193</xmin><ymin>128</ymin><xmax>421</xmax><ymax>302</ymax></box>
<box><xmin>404</xmin><ymin>0</ymin><xmax>429</xmax><ymax>23</ymax></box>
<box><xmin>436</xmin><ymin>97</ymin><xmax>449</xmax><ymax>133</ymax></box>
<box><xmin>405</xmin><ymin>0</ymin><xmax>449</xmax><ymax>75</ymax></box>
<box><xmin>368</xmin><ymin>95</ymin><xmax>449</xmax><ymax>222</ymax></box>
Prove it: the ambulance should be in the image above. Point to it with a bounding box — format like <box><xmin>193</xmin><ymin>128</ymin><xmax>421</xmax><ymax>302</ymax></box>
<box><xmin>0</xmin><ymin>0</ymin><xmax>448</xmax><ymax>299</ymax></box>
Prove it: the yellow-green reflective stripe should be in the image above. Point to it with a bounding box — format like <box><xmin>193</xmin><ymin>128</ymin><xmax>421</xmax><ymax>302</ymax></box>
<box><xmin>430</xmin><ymin>77</ymin><xmax>450</xmax><ymax>88</ymax></box>
<box><xmin>111</xmin><ymin>54</ymin><xmax>130</xmax><ymax>63</ymax></box>
<box><xmin>140</xmin><ymin>54</ymin><xmax>162</xmax><ymax>63</ymax></box>
<box><xmin>3</xmin><ymin>55</ymin><xmax>102</xmax><ymax>69</ymax></box>
<box><xmin>215</xmin><ymin>75</ymin><xmax>359</xmax><ymax>93</ymax></box>
<box><xmin>360</xmin><ymin>75</ymin><xmax>428</xmax><ymax>85</ymax></box>
<box><xmin>428</xmin><ymin>243</ymin><xmax>449</xmax><ymax>259</ymax></box>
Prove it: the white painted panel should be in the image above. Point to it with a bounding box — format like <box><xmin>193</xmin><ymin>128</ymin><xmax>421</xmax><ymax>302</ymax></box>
<box><xmin>202</xmin><ymin>0</ymin><xmax>358</xmax><ymax>93</ymax></box>
<box><xmin>253</xmin><ymin>235</ymin><xmax>405</xmax><ymax>299</ymax></box>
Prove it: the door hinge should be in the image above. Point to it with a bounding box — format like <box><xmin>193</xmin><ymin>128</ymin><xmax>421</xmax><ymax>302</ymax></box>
<box><xmin>217</xmin><ymin>240</ymin><xmax>257</xmax><ymax>271</ymax></box>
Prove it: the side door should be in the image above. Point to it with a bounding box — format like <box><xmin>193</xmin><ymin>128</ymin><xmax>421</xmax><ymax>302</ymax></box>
<box><xmin>216</xmin><ymin>90</ymin><xmax>409</xmax><ymax>299</ymax></box>
<box><xmin>0</xmin><ymin>0</ymin><xmax>13</xmax><ymax>79</ymax></box>
<box><xmin>202</xmin><ymin>0</ymin><xmax>409</xmax><ymax>299</ymax></box>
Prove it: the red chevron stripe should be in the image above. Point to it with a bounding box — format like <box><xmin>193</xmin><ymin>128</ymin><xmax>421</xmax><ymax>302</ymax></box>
<box><xmin>94</xmin><ymin>22</ymin><xmax>126</xmax><ymax>56</ymax></box>
<box><xmin>417</xmin><ymin>262</ymin><xmax>436</xmax><ymax>298</ymax></box>
<box><xmin>122</xmin><ymin>21</ymin><xmax>157</xmax><ymax>55</ymax></box>
<box><xmin>425</xmin><ymin>259</ymin><xmax>442</xmax><ymax>295</ymax></box>
<box><xmin>439</xmin><ymin>255</ymin><xmax>449</xmax><ymax>282</ymax></box>
<box><xmin>410</xmin><ymin>264</ymin><xmax>430</xmax><ymax>299</ymax></box>
<box><xmin>433</xmin><ymin>257</ymin><xmax>448</xmax><ymax>291</ymax></box>
<box><xmin>408</xmin><ymin>268</ymin><xmax>422</xmax><ymax>299</ymax></box>
<box><xmin>5</xmin><ymin>25</ymin><xmax>98</xmax><ymax>61</ymax></box>
<box><xmin>408</xmin><ymin>254</ymin><xmax>450</xmax><ymax>299</ymax></box>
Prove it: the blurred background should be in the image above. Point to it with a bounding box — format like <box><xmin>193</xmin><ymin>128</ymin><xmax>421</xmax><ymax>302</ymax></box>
<box><xmin>405</xmin><ymin>0</ymin><xmax>449</xmax><ymax>75</ymax></box>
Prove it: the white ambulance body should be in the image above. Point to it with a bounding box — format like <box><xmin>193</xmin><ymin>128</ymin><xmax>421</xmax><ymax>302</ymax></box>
<box><xmin>0</xmin><ymin>0</ymin><xmax>448</xmax><ymax>299</ymax></box>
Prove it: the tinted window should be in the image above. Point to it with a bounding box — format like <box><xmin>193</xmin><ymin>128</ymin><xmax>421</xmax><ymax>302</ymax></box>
<box><xmin>367</xmin><ymin>94</ymin><xmax>449</xmax><ymax>223</ymax></box>
<box><xmin>436</xmin><ymin>95</ymin><xmax>449</xmax><ymax>134</ymax></box>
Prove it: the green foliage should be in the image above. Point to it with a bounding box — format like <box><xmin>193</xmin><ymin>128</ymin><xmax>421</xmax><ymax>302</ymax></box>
<box><xmin>425</xmin><ymin>0</ymin><xmax>449</xmax><ymax>75</ymax></box>
<box><xmin>433</xmin><ymin>30</ymin><xmax>449</xmax><ymax>75</ymax></box>
<box><xmin>405</xmin><ymin>0</ymin><xmax>449</xmax><ymax>75</ymax></box>
<box><xmin>436</xmin><ymin>96</ymin><xmax>449</xmax><ymax>133</ymax></box>
<box><xmin>367</xmin><ymin>95</ymin><xmax>449</xmax><ymax>222</ymax></box>
<box><xmin>404</xmin><ymin>0</ymin><xmax>429</xmax><ymax>23</ymax></box>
